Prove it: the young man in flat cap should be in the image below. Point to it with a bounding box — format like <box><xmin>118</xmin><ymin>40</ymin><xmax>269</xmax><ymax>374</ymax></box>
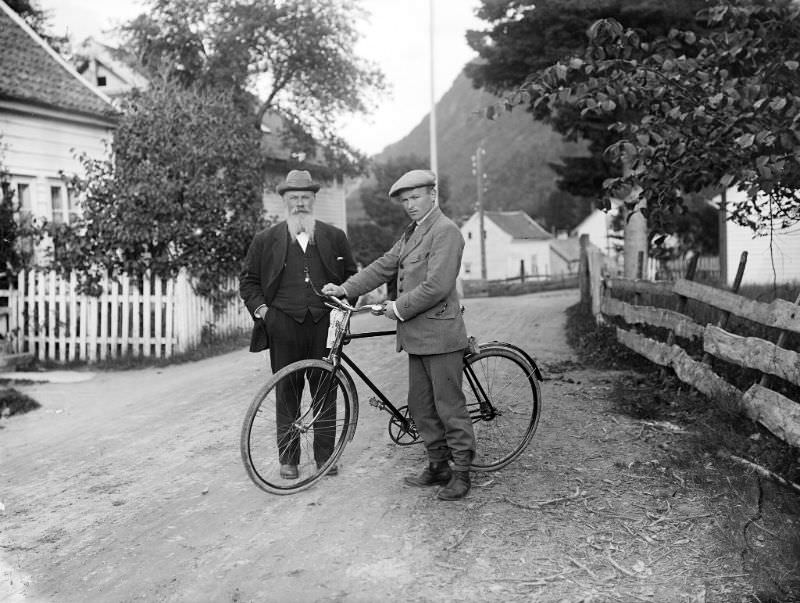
<box><xmin>322</xmin><ymin>169</ymin><xmax>475</xmax><ymax>500</ymax></box>
<box><xmin>240</xmin><ymin>169</ymin><xmax>357</xmax><ymax>480</ymax></box>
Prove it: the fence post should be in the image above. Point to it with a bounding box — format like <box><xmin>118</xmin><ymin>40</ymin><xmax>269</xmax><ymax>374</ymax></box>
<box><xmin>173</xmin><ymin>269</ymin><xmax>192</xmax><ymax>354</ymax></box>
<box><xmin>579</xmin><ymin>234</ymin><xmax>590</xmax><ymax>313</ymax></box>
<box><xmin>659</xmin><ymin>254</ymin><xmax>700</xmax><ymax>380</ymax></box>
<box><xmin>701</xmin><ymin>251</ymin><xmax>747</xmax><ymax>365</ymax></box>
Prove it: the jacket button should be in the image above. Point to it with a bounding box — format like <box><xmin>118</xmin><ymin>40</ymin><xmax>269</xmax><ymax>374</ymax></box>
<box><xmin>398</xmin><ymin>288</ymin><xmax>403</xmax><ymax>293</ymax></box>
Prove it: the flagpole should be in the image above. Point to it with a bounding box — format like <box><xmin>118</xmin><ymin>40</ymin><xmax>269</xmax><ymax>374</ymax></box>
<box><xmin>429</xmin><ymin>0</ymin><xmax>438</xmax><ymax>176</ymax></box>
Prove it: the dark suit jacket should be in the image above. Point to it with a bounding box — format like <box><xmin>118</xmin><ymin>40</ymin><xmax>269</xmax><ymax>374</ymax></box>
<box><xmin>340</xmin><ymin>207</ymin><xmax>468</xmax><ymax>355</ymax></box>
<box><xmin>239</xmin><ymin>220</ymin><xmax>357</xmax><ymax>352</ymax></box>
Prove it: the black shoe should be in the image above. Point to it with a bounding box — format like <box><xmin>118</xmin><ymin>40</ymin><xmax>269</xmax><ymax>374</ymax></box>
<box><xmin>280</xmin><ymin>464</ymin><xmax>298</xmax><ymax>479</ymax></box>
<box><xmin>318</xmin><ymin>463</ymin><xmax>338</xmax><ymax>476</ymax></box>
<box><xmin>404</xmin><ymin>462</ymin><xmax>452</xmax><ymax>487</ymax></box>
<box><xmin>438</xmin><ymin>471</ymin><xmax>471</xmax><ymax>500</ymax></box>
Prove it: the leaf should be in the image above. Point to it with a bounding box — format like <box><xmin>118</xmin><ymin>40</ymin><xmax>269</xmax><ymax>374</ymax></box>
<box><xmin>735</xmin><ymin>133</ymin><xmax>755</xmax><ymax>148</ymax></box>
<box><xmin>784</xmin><ymin>60</ymin><xmax>799</xmax><ymax>71</ymax></box>
<box><xmin>769</xmin><ymin>97</ymin><xmax>787</xmax><ymax>112</ymax></box>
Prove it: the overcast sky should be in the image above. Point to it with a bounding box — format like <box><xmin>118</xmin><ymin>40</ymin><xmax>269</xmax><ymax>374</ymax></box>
<box><xmin>37</xmin><ymin>0</ymin><xmax>484</xmax><ymax>157</ymax></box>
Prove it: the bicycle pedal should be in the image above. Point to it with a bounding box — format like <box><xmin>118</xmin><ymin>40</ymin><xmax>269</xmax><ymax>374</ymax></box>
<box><xmin>368</xmin><ymin>396</ymin><xmax>385</xmax><ymax>410</ymax></box>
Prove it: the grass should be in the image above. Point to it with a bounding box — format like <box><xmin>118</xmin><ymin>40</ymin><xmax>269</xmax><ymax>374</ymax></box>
<box><xmin>565</xmin><ymin>302</ymin><xmax>800</xmax><ymax>601</ymax></box>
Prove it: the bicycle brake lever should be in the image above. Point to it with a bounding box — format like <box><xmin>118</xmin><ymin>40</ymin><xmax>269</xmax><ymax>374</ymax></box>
<box><xmin>369</xmin><ymin>304</ymin><xmax>386</xmax><ymax>316</ymax></box>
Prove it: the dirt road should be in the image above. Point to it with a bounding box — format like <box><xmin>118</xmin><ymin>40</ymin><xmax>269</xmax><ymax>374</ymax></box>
<box><xmin>1</xmin><ymin>290</ymin><xmax>754</xmax><ymax>602</ymax></box>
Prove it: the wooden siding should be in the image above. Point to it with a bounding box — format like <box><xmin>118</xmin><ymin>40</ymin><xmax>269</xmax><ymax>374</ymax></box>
<box><xmin>1</xmin><ymin>108</ymin><xmax>112</xmax><ymax>221</ymax></box>
<box><xmin>716</xmin><ymin>188</ymin><xmax>800</xmax><ymax>285</ymax></box>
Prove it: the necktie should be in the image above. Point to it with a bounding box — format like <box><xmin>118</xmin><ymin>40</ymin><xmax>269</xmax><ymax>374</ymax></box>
<box><xmin>404</xmin><ymin>222</ymin><xmax>417</xmax><ymax>243</ymax></box>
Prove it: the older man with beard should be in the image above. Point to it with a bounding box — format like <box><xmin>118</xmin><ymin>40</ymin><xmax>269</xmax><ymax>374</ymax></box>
<box><xmin>240</xmin><ymin>170</ymin><xmax>357</xmax><ymax>480</ymax></box>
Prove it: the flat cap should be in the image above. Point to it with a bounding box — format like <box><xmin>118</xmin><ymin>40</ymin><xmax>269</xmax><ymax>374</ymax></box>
<box><xmin>388</xmin><ymin>169</ymin><xmax>437</xmax><ymax>198</ymax></box>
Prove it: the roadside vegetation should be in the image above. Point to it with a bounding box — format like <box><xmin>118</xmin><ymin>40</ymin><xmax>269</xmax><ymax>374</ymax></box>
<box><xmin>565</xmin><ymin>296</ymin><xmax>800</xmax><ymax>601</ymax></box>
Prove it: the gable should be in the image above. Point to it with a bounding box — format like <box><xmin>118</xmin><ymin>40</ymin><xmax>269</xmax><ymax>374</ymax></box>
<box><xmin>0</xmin><ymin>2</ymin><xmax>116</xmax><ymax>121</ymax></box>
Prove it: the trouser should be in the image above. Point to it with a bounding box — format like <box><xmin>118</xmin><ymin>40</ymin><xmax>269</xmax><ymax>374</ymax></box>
<box><xmin>266</xmin><ymin>308</ymin><xmax>334</xmax><ymax>465</ymax></box>
<box><xmin>407</xmin><ymin>350</ymin><xmax>476</xmax><ymax>472</ymax></box>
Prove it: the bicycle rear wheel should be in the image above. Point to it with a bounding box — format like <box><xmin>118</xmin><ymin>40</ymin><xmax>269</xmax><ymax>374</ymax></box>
<box><xmin>463</xmin><ymin>345</ymin><xmax>541</xmax><ymax>471</ymax></box>
<box><xmin>240</xmin><ymin>359</ymin><xmax>358</xmax><ymax>494</ymax></box>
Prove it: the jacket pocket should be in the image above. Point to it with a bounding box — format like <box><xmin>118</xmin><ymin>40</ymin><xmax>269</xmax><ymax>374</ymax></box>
<box><xmin>426</xmin><ymin>301</ymin><xmax>457</xmax><ymax>320</ymax></box>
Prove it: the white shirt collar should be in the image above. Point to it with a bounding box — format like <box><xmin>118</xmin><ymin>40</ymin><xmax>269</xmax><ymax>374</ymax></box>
<box><xmin>416</xmin><ymin>204</ymin><xmax>437</xmax><ymax>225</ymax></box>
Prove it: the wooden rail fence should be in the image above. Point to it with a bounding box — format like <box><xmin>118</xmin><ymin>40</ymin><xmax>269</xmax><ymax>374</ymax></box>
<box><xmin>0</xmin><ymin>269</ymin><xmax>251</xmax><ymax>363</ymax></box>
<box><xmin>597</xmin><ymin>275</ymin><xmax>800</xmax><ymax>448</ymax></box>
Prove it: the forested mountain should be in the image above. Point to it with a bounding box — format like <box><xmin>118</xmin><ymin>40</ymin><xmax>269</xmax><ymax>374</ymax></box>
<box><xmin>375</xmin><ymin>71</ymin><xmax>588</xmax><ymax>222</ymax></box>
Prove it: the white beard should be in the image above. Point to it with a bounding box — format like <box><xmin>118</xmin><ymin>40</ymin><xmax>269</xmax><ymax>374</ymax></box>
<box><xmin>287</xmin><ymin>212</ymin><xmax>316</xmax><ymax>243</ymax></box>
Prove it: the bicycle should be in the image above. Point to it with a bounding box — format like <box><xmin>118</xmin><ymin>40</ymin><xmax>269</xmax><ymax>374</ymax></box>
<box><xmin>240</xmin><ymin>294</ymin><xmax>543</xmax><ymax>495</ymax></box>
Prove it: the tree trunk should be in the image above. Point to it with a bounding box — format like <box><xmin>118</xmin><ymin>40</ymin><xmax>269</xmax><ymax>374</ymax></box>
<box><xmin>623</xmin><ymin>199</ymin><xmax>648</xmax><ymax>279</ymax></box>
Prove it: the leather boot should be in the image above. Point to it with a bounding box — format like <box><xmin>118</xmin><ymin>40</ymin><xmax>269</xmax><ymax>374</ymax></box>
<box><xmin>404</xmin><ymin>461</ymin><xmax>452</xmax><ymax>487</ymax></box>
<box><xmin>437</xmin><ymin>470</ymin><xmax>471</xmax><ymax>500</ymax></box>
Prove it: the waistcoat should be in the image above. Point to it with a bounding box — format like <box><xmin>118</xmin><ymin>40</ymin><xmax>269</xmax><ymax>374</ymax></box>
<box><xmin>270</xmin><ymin>240</ymin><xmax>328</xmax><ymax>323</ymax></box>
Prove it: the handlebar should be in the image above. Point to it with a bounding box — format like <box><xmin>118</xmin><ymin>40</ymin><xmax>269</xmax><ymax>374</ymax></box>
<box><xmin>322</xmin><ymin>294</ymin><xmax>386</xmax><ymax>316</ymax></box>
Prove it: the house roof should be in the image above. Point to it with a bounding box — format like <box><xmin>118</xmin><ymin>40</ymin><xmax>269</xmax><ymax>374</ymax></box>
<box><xmin>74</xmin><ymin>37</ymin><xmax>150</xmax><ymax>95</ymax></box>
<box><xmin>486</xmin><ymin>211</ymin><xmax>552</xmax><ymax>240</ymax></box>
<box><xmin>0</xmin><ymin>1</ymin><xmax>117</xmax><ymax>121</ymax></box>
<box><xmin>550</xmin><ymin>238</ymin><xmax>583</xmax><ymax>262</ymax></box>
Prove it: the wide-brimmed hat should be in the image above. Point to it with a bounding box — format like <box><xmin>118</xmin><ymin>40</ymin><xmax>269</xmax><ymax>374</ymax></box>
<box><xmin>388</xmin><ymin>169</ymin><xmax>436</xmax><ymax>198</ymax></box>
<box><xmin>276</xmin><ymin>170</ymin><xmax>321</xmax><ymax>194</ymax></box>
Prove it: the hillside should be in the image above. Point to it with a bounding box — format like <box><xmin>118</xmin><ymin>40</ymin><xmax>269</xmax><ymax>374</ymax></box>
<box><xmin>375</xmin><ymin>70</ymin><xmax>588</xmax><ymax>220</ymax></box>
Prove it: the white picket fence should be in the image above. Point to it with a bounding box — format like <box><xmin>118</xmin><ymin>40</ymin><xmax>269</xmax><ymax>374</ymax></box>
<box><xmin>1</xmin><ymin>269</ymin><xmax>251</xmax><ymax>363</ymax></box>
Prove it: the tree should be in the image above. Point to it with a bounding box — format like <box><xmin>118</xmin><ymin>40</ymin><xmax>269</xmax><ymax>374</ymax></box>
<box><xmin>466</xmin><ymin>0</ymin><xmax>708</xmax><ymax>201</ymax></box>
<box><xmin>517</xmin><ymin>0</ymin><xmax>800</xmax><ymax>234</ymax></box>
<box><xmin>120</xmin><ymin>0</ymin><xmax>386</xmax><ymax>175</ymax></box>
<box><xmin>51</xmin><ymin>80</ymin><xmax>266</xmax><ymax>296</ymax></box>
<box><xmin>5</xmin><ymin>0</ymin><xmax>69</xmax><ymax>53</ymax></box>
<box><xmin>0</xmin><ymin>151</ymin><xmax>21</xmax><ymax>274</ymax></box>
<box><xmin>0</xmin><ymin>141</ymin><xmax>39</xmax><ymax>275</ymax></box>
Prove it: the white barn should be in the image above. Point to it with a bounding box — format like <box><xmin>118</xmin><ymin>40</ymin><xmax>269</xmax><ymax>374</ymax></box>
<box><xmin>459</xmin><ymin>210</ymin><xmax>554</xmax><ymax>281</ymax></box>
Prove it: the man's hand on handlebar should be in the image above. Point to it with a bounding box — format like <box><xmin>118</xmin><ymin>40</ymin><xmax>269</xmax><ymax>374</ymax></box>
<box><xmin>321</xmin><ymin>283</ymin><xmax>345</xmax><ymax>297</ymax></box>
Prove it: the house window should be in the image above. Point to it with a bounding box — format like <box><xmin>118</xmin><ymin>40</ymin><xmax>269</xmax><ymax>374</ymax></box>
<box><xmin>16</xmin><ymin>183</ymin><xmax>32</xmax><ymax>215</ymax></box>
<box><xmin>96</xmin><ymin>76</ymin><xmax>107</xmax><ymax>86</ymax></box>
<box><xmin>464</xmin><ymin>262</ymin><xmax>472</xmax><ymax>275</ymax></box>
<box><xmin>50</xmin><ymin>183</ymin><xmax>78</xmax><ymax>225</ymax></box>
<box><xmin>467</xmin><ymin>231</ymin><xmax>472</xmax><ymax>240</ymax></box>
<box><xmin>529</xmin><ymin>255</ymin><xmax>539</xmax><ymax>276</ymax></box>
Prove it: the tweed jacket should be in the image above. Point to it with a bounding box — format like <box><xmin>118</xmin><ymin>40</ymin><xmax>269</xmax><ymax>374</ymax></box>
<box><xmin>239</xmin><ymin>220</ymin><xmax>357</xmax><ymax>352</ymax></box>
<box><xmin>341</xmin><ymin>207</ymin><xmax>468</xmax><ymax>355</ymax></box>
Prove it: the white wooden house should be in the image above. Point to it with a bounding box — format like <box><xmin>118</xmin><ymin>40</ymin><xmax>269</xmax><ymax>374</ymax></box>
<box><xmin>0</xmin><ymin>1</ymin><xmax>118</xmax><ymax>231</ymax></box>
<box><xmin>713</xmin><ymin>187</ymin><xmax>800</xmax><ymax>285</ymax></box>
<box><xmin>571</xmin><ymin>199</ymin><xmax>623</xmax><ymax>273</ymax></box>
<box><xmin>73</xmin><ymin>37</ymin><xmax>149</xmax><ymax>100</ymax></box>
<box><xmin>459</xmin><ymin>210</ymin><xmax>554</xmax><ymax>280</ymax></box>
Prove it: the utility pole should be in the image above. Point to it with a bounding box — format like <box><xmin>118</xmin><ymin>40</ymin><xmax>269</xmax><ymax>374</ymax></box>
<box><xmin>428</xmin><ymin>0</ymin><xmax>438</xmax><ymax>175</ymax></box>
<box><xmin>472</xmin><ymin>145</ymin><xmax>487</xmax><ymax>280</ymax></box>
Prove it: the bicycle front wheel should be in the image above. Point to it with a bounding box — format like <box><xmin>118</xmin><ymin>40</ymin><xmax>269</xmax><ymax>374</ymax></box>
<box><xmin>463</xmin><ymin>346</ymin><xmax>541</xmax><ymax>471</ymax></box>
<box><xmin>240</xmin><ymin>359</ymin><xmax>358</xmax><ymax>494</ymax></box>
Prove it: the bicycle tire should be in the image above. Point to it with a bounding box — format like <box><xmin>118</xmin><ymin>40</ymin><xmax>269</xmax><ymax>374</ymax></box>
<box><xmin>464</xmin><ymin>345</ymin><xmax>541</xmax><ymax>471</ymax></box>
<box><xmin>240</xmin><ymin>359</ymin><xmax>358</xmax><ymax>494</ymax></box>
